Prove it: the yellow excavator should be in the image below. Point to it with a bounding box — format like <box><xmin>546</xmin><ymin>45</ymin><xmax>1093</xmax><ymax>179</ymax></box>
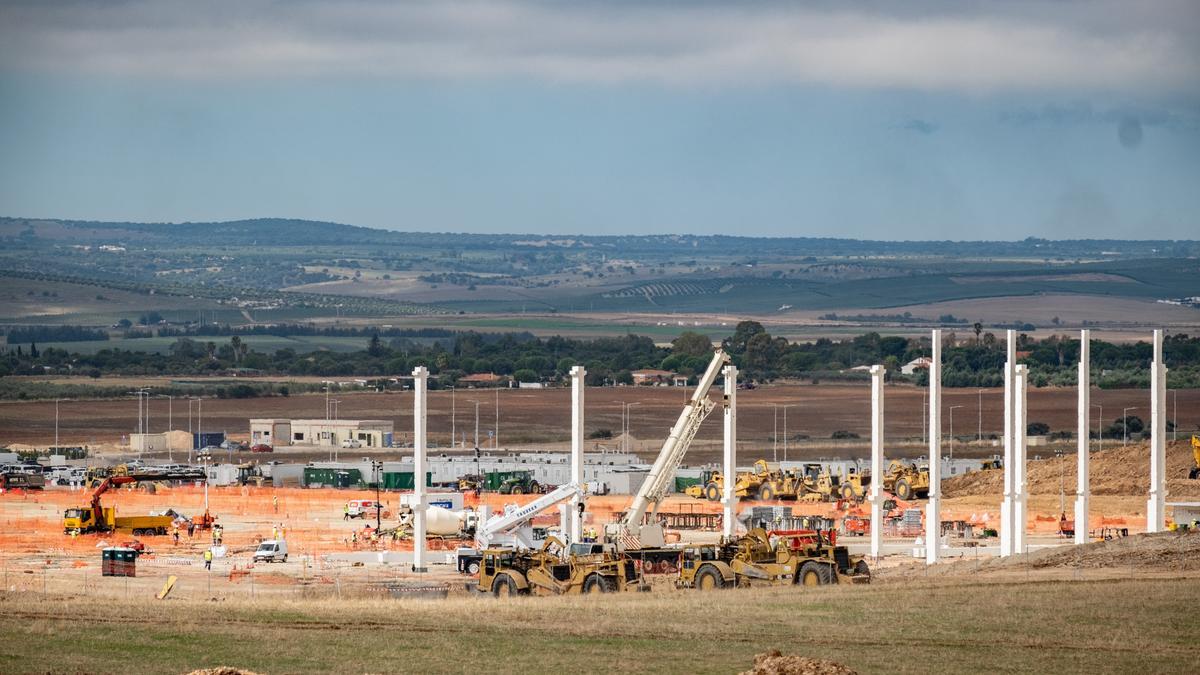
<box><xmin>1189</xmin><ymin>435</ymin><xmax>1200</xmax><ymax>480</ymax></box>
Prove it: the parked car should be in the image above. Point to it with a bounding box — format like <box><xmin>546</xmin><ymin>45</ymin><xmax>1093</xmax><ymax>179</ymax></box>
<box><xmin>250</xmin><ymin>444</ymin><xmax>273</xmax><ymax>453</ymax></box>
<box><xmin>341</xmin><ymin>438</ymin><xmax>363</xmax><ymax>449</ymax></box>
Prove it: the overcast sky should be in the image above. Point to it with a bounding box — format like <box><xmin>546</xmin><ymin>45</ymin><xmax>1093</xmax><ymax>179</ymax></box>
<box><xmin>1</xmin><ymin>0</ymin><xmax>1197</xmax><ymax>239</ymax></box>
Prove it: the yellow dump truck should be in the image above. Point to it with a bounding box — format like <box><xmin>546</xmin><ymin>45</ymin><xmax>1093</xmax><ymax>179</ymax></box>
<box><xmin>63</xmin><ymin>506</ymin><xmax>174</xmax><ymax>536</ymax></box>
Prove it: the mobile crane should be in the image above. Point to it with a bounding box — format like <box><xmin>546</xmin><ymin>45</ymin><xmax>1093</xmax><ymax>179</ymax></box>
<box><xmin>456</xmin><ymin>481</ymin><xmax>586</xmax><ymax>574</ymax></box>
<box><xmin>607</xmin><ymin>349</ymin><xmax>731</xmax><ymax>550</ymax></box>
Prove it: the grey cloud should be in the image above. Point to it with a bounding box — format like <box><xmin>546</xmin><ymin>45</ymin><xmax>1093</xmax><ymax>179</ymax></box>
<box><xmin>0</xmin><ymin>1</ymin><xmax>1197</xmax><ymax>94</ymax></box>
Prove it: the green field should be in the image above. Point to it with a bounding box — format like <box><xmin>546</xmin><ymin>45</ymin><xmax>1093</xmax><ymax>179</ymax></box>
<box><xmin>0</xmin><ymin>576</ymin><xmax>1195</xmax><ymax>673</ymax></box>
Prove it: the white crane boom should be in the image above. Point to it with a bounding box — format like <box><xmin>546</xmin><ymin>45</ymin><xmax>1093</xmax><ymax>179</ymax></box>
<box><xmin>476</xmin><ymin>481</ymin><xmax>585</xmax><ymax>548</ymax></box>
<box><xmin>619</xmin><ymin>349</ymin><xmax>730</xmax><ymax>542</ymax></box>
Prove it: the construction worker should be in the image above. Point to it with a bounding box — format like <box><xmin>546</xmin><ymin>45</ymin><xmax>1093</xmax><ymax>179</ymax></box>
<box><xmin>272</xmin><ymin>494</ymin><xmax>279</xmax><ymax>513</ymax></box>
<box><xmin>173</xmin><ymin>525</ymin><xmax>180</xmax><ymax>545</ymax></box>
<box><xmin>203</xmin><ymin>548</ymin><xmax>213</xmax><ymax>570</ymax></box>
<box><xmin>280</xmin><ymin>523</ymin><xmax>286</xmax><ymax>540</ymax></box>
<box><xmin>272</xmin><ymin>525</ymin><xmax>279</xmax><ymax>541</ymax></box>
<box><xmin>351</xmin><ymin>530</ymin><xmax>359</xmax><ymax>548</ymax></box>
<box><xmin>343</xmin><ymin>503</ymin><xmax>350</xmax><ymax>520</ymax></box>
<box><xmin>212</xmin><ymin>526</ymin><xmax>219</xmax><ymax>545</ymax></box>
<box><xmin>187</xmin><ymin>521</ymin><xmax>195</xmax><ymax>538</ymax></box>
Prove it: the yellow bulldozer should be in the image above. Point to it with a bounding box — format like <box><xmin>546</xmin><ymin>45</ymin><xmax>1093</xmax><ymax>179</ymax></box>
<box><xmin>471</xmin><ymin>537</ymin><xmax>645</xmax><ymax>596</ymax></box>
<box><xmin>676</xmin><ymin>527</ymin><xmax>870</xmax><ymax>590</ymax></box>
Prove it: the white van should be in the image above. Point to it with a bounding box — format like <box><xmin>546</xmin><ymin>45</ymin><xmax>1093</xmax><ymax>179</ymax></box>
<box><xmin>341</xmin><ymin>438</ymin><xmax>363</xmax><ymax>448</ymax></box>
<box><xmin>253</xmin><ymin>539</ymin><xmax>288</xmax><ymax>563</ymax></box>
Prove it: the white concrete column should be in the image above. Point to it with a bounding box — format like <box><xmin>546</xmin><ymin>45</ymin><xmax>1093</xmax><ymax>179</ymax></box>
<box><xmin>925</xmin><ymin>330</ymin><xmax>942</xmax><ymax>565</ymax></box>
<box><xmin>1000</xmin><ymin>330</ymin><xmax>1016</xmax><ymax>557</ymax></box>
<box><xmin>722</xmin><ymin>364</ymin><xmax>738</xmax><ymax>539</ymax></box>
<box><xmin>1013</xmin><ymin>364</ymin><xmax>1028</xmax><ymax>555</ymax></box>
<box><xmin>869</xmin><ymin>364</ymin><xmax>885</xmax><ymax>560</ymax></box>
<box><xmin>411</xmin><ymin>366</ymin><xmax>428</xmax><ymax>572</ymax></box>
<box><xmin>1074</xmin><ymin>330</ymin><xmax>1091</xmax><ymax>545</ymax></box>
<box><xmin>1147</xmin><ymin>330</ymin><xmax>1167</xmax><ymax>533</ymax></box>
<box><xmin>569</xmin><ymin>365</ymin><xmax>586</xmax><ymax>543</ymax></box>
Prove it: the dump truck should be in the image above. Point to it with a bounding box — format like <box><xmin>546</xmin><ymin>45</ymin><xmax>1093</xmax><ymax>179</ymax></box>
<box><xmin>471</xmin><ymin>536</ymin><xmax>644</xmax><ymax>596</ymax></box>
<box><xmin>63</xmin><ymin>471</ymin><xmax>207</xmax><ymax>535</ymax></box>
<box><xmin>676</xmin><ymin>527</ymin><xmax>870</xmax><ymax>590</ymax></box>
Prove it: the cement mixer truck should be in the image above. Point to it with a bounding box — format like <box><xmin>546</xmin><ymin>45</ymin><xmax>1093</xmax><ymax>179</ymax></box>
<box><xmin>397</xmin><ymin>503</ymin><xmax>479</xmax><ymax>537</ymax></box>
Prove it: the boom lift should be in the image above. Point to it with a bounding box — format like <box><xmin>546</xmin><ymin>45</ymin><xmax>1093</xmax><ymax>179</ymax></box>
<box><xmin>608</xmin><ymin>349</ymin><xmax>731</xmax><ymax>549</ymax></box>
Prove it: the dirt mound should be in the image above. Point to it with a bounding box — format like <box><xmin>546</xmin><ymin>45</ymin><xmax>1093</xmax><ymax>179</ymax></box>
<box><xmin>741</xmin><ymin>651</ymin><xmax>857</xmax><ymax>675</ymax></box>
<box><xmin>185</xmin><ymin>669</ymin><xmax>262</xmax><ymax>675</ymax></box>
<box><xmin>944</xmin><ymin>439</ymin><xmax>1200</xmax><ymax>498</ymax></box>
<box><xmin>1029</xmin><ymin>530</ymin><xmax>1200</xmax><ymax>571</ymax></box>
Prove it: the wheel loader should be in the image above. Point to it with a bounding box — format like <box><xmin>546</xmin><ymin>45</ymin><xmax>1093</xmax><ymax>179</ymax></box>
<box><xmin>472</xmin><ymin>536</ymin><xmax>645</xmax><ymax>596</ymax></box>
<box><xmin>689</xmin><ymin>460</ymin><xmax>805</xmax><ymax>501</ymax></box>
<box><xmin>839</xmin><ymin>461</ymin><xmax>930</xmax><ymax>501</ymax></box>
<box><xmin>676</xmin><ymin>527</ymin><xmax>870</xmax><ymax>590</ymax></box>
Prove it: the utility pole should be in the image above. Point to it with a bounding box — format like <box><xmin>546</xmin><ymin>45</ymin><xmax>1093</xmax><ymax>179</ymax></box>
<box><xmin>54</xmin><ymin>398</ymin><xmax>60</xmax><ymax>451</ymax></box>
<box><xmin>470</xmin><ymin>400</ymin><xmax>480</xmax><ymax>449</ymax></box>
<box><xmin>450</xmin><ymin>386</ymin><xmax>456</xmax><ymax>448</ymax></box>
<box><xmin>494</xmin><ymin>387</ymin><xmax>499</xmax><ymax>449</ymax></box>
<box><xmin>978</xmin><ymin>388</ymin><xmax>983</xmax><ymax>442</ymax></box>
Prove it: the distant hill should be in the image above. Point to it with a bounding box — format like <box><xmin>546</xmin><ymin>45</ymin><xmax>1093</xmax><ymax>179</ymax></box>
<box><xmin>3</xmin><ymin>216</ymin><xmax>1197</xmax><ymax>257</ymax></box>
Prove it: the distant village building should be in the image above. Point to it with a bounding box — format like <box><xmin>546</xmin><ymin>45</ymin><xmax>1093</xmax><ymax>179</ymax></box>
<box><xmin>631</xmin><ymin>369</ymin><xmax>686</xmax><ymax>386</ymax></box>
<box><xmin>901</xmin><ymin>357</ymin><xmax>933</xmax><ymax>375</ymax></box>
<box><xmin>458</xmin><ymin>373</ymin><xmax>507</xmax><ymax>387</ymax></box>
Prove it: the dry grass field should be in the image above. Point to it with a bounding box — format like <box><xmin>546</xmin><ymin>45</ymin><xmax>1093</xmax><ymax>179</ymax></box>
<box><xmin>1</xmin><ymin>572</ymin><xmax>1197</xmax><ymax>674</ymax></box>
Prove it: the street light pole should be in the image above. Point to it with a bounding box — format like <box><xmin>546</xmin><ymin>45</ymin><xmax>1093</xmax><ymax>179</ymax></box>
<box><xmin>978</xmin><ymin>389</ymin><xmax>983</xmax><ymax>442</ymax></box>
<box><xmin>450</xmin><ymin>387</ymin><xmax>456</xmax><ymax>448</ymax></box>
<box><xmin>55</xmin><ymin>398</ymin><xmax>60</xmax><ymax>451</ymax></box>
<box><xmin>495</xmin><ymin>387</ymin><xmax>499</xmax><ymax>450</ymax></box>
<box><xmin>773</xmin><ymin>405</ymin><xmax>778</xmax><ymax>463</ymax></box>
<box><xmin>1122</xmin><ymin>406</ymin><xmax>1138</xmax><ymax>447</ymax></box>
<box><xmin>623</xmin><ymin>402</ymin><xmax>640</xmax><ymax>454</ymax></box>
<box><xmin>949</xmin><ymin>405</ymin><xmax>964</xmax><ymax>461</ymax></box>
<box><xmin>470</xmin><ymin>400</ymin><xmax>480</xmax><ymax>448</ymax></box>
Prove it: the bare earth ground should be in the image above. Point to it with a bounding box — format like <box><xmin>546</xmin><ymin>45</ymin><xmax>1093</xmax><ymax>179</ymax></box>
<box><xmin>4</xmin><ymin>383</ymin><xmax>1197</xmax><ymax>467</ymax></box>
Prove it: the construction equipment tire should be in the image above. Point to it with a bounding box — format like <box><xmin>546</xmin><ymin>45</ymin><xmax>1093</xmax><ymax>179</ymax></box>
<box><xmin>799</xmin><ymin>561</ymin><xmax>831</xmax><ymax>586</ymax></box>
<box><xmin>895</xmin><ymin>479</ymin><xmax>912</xmax><ymax>501</ymax></box>
<box><xmin>758</xmin><ymin>485</ymin><xmax>775</xmax><ymax>501</ymax></box>
<box><xmin>492</xmin><ymin>574</ymin><xmax>517</xmax><ymax>598</ymax></box>
<box><xmin>840</xmin><ymin>484</ymin><xmax>855</xmax><ymax>500</ymax></box>
<box><xmin>853</xmin><ymin>559</ymin><xmax>871</xmax><ymax>582</ymax></box>
<box><xmin>704</xmin><ymin>483</ymin><xmax>721</xmax><ymax>501</ymax></box>
<box><xmin>466</xmin><ymin>560</ymin><xmax>481</xmax><ymax>575</ymax></box>
<box><xmin>1190</xmin><ymin>467</ymin><xmax>1200</xmax><ymax>480</ymax></box>
<box><xmin>695</xmin><ymin>565</ymin><xmax>725</xmax><ymax>591</ymax></box>
<box><xmin>511</xmin><ymin>485</ymin><xmax>524</xmax><ymax>495</ymax></box>
<box><xmin>583</xmin><ymin>574</ymin><xmax>617</xmax><ymax>594</ymax></box>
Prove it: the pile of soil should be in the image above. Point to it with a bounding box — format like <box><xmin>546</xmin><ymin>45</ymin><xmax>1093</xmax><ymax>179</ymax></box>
<box><xmin>1029</xmin><ymin>530</ymin><xmax>1200</xmax><ymax>571</ymax></box>
<box><xmin>741</xmin><ymin>650</ymin><xmax>857</xmax><ymax>675</ymax></box>
<box><xmin>943</xmin><ymin>440</ymin><xmax>1200</xmax><ymax>498</ymax></box>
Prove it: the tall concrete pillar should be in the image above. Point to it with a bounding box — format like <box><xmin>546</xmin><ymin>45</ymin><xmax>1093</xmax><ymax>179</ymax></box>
<box><xmin>411</xmin><ymin>366</ymin><xmax>428</xmax><ymax>572</ymax></box>
<box><xmin>1074</xmin><ymin>330</ymin><xmax>1091</xmax><ymax>545</ymax></box>
<box><xmin>722</xmin><ymin>364</ymin><xmax>738</xmax><ymax>539</ymax></box>
<box><xmin>925</xmin><ymin>330</ymin><xmax>941</xmax><ymax>565</ymax></box>
<box><xmin>1013</xmin><ymin>364</ymin><xmax>1028</xmax><ymax>555</ymax></box>
<box><xmin>1147</xmin><ymin>330</ymin><xmax>1168</xmax><ymax>533</ymax></box>
<box><xmin>1000</xmin><ymin>330</ymin><xmax>1016</xmax><ymax>557</ymax></box>
<box><xmin>869</xmin><ymin>364</ymin><xmax>885</xmax><ymax>560</ymax></box>
<box><xmin>569</xmin><ymin>365</ymin><xmax>586</xmax><ymax>543</ymax></box>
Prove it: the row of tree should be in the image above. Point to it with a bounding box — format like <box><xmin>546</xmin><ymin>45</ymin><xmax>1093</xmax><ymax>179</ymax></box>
<box><xmin>2</xmin><ymin>321</ymin><xmax>1198</xmax><ymax>389</ymax></box>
